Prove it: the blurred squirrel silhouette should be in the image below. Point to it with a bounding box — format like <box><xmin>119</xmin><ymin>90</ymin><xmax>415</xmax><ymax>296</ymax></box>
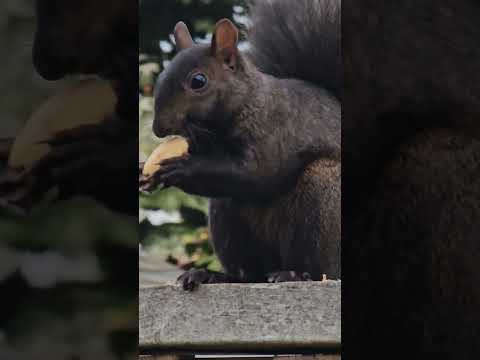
<box><xmin>0</xmin><ymin>0</ymin><xmax>137</xmax><ymax>215</ymax></box>
<box><xmin>344</xmin><ymin>1</ymin><xmax>480</xmax><ymax>358</ymax></box>
<box><xmin>143</xmin><ymin>0</ymin><xmax>341</xmax><ymax>289</ymax></box>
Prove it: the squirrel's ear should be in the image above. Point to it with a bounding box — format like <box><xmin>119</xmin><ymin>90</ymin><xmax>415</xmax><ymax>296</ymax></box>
<box><xmin>174</xmin><ymin>21</ymin><xmax>194</xmax><ymax>50</ymax></box>
<box><xmin>211</xmin><ymin>19</ymin><xmax>239</xmax><ymax>70</ymax></box>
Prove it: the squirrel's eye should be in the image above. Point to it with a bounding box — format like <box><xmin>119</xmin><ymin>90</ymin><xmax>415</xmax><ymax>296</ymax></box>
<box><xmin>190</xmin><ymin>73</ymin><xmax>208</xmax><ymax>90</ymax></box>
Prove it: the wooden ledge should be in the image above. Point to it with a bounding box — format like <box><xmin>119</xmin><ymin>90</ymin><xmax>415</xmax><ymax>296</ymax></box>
<box><xmin>140</xmin><ymin>281</ymin><xmax>341</xmax><ymax>353</ymax></box>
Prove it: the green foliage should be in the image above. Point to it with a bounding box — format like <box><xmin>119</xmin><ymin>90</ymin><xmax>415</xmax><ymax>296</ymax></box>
<box><xmin>140</xmin><ymin>186</ymin><xmax>208</xmax><ymax>212</ymax></box>
<box><xmin>1</xmin><ymin>197</ymin><xmax>137</xmax><ymax>253</ymax></box>
<box><xmin>0</xmin><ymin>198</ymin><xmax>137</xmax><ymax>359</ymax></box>
<box><xmin>140</xmin><ymin>0</ymin><xmax>247</xmax><ymax>58</ymax></box>
<box><xmin>140</xmin><ymin>187</ymin><xmax>221</xmax><ymax>272</ymax></box>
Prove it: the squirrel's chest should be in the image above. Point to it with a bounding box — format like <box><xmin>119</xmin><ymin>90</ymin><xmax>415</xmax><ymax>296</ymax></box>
<box><xmin>208</xmin><ymin>196</ymin><xmax>297</xmax><ymax>248</ymax></box>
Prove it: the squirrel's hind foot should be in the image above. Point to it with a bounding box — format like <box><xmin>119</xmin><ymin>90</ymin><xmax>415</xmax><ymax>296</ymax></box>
<box><xmin>266</xmin><ymin>271</ymin><xmax>312</xmax><ymax>283</ymax></box>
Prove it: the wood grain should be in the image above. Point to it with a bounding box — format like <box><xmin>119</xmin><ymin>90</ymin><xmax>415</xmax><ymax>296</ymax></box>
<box><xmin>140</xmin><ymin>281</ymin><xmax>341</xmax><ymax>353</ymax></box>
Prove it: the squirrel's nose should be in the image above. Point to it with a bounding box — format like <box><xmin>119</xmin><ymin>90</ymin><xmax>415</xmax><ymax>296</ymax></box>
<box><xmin>153</xmin><ymin>111</ymin><xmax>180</xmax><ymax>137</ymax></box>
<box><xmin>152</xmin><ymin>118</ymin><xmax>172</xmax><ymax>138</ymax></box>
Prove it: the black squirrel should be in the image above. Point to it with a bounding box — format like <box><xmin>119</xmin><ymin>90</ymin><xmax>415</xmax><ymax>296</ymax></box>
<box><xmin>0</xmin><ymin>0</ymin><xmax>138</xmax><ymax>215</ymax></box>
<box><xmin>343</xmin><ymin>1</ymin><xmax>480</xmax><ymax>358</ymax></box>
<box><xmin>144</xmin><ymin>0</ymin><xmax>341</xmax><ymax>289</ymax></box>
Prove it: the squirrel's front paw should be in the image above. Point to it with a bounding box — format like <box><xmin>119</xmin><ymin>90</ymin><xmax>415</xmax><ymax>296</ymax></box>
<box><xmin>149</xmin><ymin>154</ymin><xmax>194</xmax><ymax>190</ymax></box>
<box><xmin>267</xmin><ymin>270</ymin><xmax>312</xmax><ymax>283</ymax></box>
<box><xmin>177</xmin><ymin>268</ymin><xmax>212</xmax><ymax>291</ymax></box>
<box><xmin>32</xmin><ymin>123</ymin><xmax>130</xmax><ymax>186</ymax></box>
<box><xmin>138</xmin><ymin>162</ymin><xmax>154</xmax><ymax>193</ymax></box>
<box><xmin>177</xmin><ymin>268</ymin><xmax>239</xmax><ymax>291</ymax></box>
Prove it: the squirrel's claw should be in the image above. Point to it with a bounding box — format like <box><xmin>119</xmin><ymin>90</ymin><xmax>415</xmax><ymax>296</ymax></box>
<box><xmin>177</xmin><ymin>268</ymin><xmax>241</xmax><ymax>291</ymax></box>
<box><xmin>139</xmin><ymin>174</ymin><xmax>157</xmax><ymax>193</ymax></box>
<box><xmin>177</xmin><ymin>268</ymin><xmax>211</xmax><ymax>291</ymax></box>
<box><xmin>138</xmin><ymin>155</ymin><xmax>192</xmax><ymax>193</ymax></box>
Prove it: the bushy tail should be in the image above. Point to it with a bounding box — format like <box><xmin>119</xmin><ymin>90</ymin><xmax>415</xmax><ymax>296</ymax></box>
<box><xmin>247</xmin><ymin>0</ymin><xmax>341</xmax><ymax>98</ymax></box>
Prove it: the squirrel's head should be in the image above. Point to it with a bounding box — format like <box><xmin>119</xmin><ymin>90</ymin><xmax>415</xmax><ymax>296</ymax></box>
<box><xmin>153</xmin><ymin>19</ymin><xmax>250</xmax><ymax>144</ymax></box>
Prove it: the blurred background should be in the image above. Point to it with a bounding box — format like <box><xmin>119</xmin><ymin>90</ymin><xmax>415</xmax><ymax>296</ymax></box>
<box><xmin>139</xmin><ymin>0</ymin><xmax>248</xmax><ymax>284</ymax></box>
<box><xmin>0</xmin><ymin>1</ymin><xmax>137</xmax><ymax>359</ymax></box>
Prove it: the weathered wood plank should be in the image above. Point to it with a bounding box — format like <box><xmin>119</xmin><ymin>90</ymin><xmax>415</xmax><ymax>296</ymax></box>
<box><xmin>140</xmin><ymin>281</ymin><xmax>341</xmax><ymax>353</ymax></box>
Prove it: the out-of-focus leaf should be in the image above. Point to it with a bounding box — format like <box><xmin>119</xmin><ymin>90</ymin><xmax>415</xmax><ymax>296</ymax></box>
<box><xmin>139</xmin><ymin>187</ymin><xmax>208</xmax><ymax>213</ymax></box>
<box><xmin>1</xmin><ymin>197</ymin><xmax>137</xmax><ymax>254</ymax></box>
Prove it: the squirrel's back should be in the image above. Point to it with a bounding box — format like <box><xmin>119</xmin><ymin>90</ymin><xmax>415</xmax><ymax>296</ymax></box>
<box><xmin>247</xmin><ymin>0</ymin><xmax>341</xmax><ymax>99</ymax></box>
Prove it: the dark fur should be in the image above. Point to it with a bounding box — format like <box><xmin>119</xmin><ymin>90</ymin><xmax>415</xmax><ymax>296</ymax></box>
<box><xmin>154</xmin><ymin>0</ymin><xmax>341</xmax><ymax>286</ymax></box>
<box><xmin>247</xmin><ymin>0</ymin><xmax>341</xmax><ymax>98</ymax></box>
<box><xmin>344</xmin><ymin>1</ymin><xmax>480</xmax><ymax>358</ymax></box>
<box><xmin>33</xmin><ymin>0</ymin><xmax>136</xmax><ymax>81</ymax></box>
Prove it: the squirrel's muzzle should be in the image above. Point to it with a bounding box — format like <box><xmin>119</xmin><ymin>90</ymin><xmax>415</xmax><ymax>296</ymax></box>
<box><xmin>152</xmin><ymin>112</ymin><xmax>181</xmax><ymax>138</ymax></box>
